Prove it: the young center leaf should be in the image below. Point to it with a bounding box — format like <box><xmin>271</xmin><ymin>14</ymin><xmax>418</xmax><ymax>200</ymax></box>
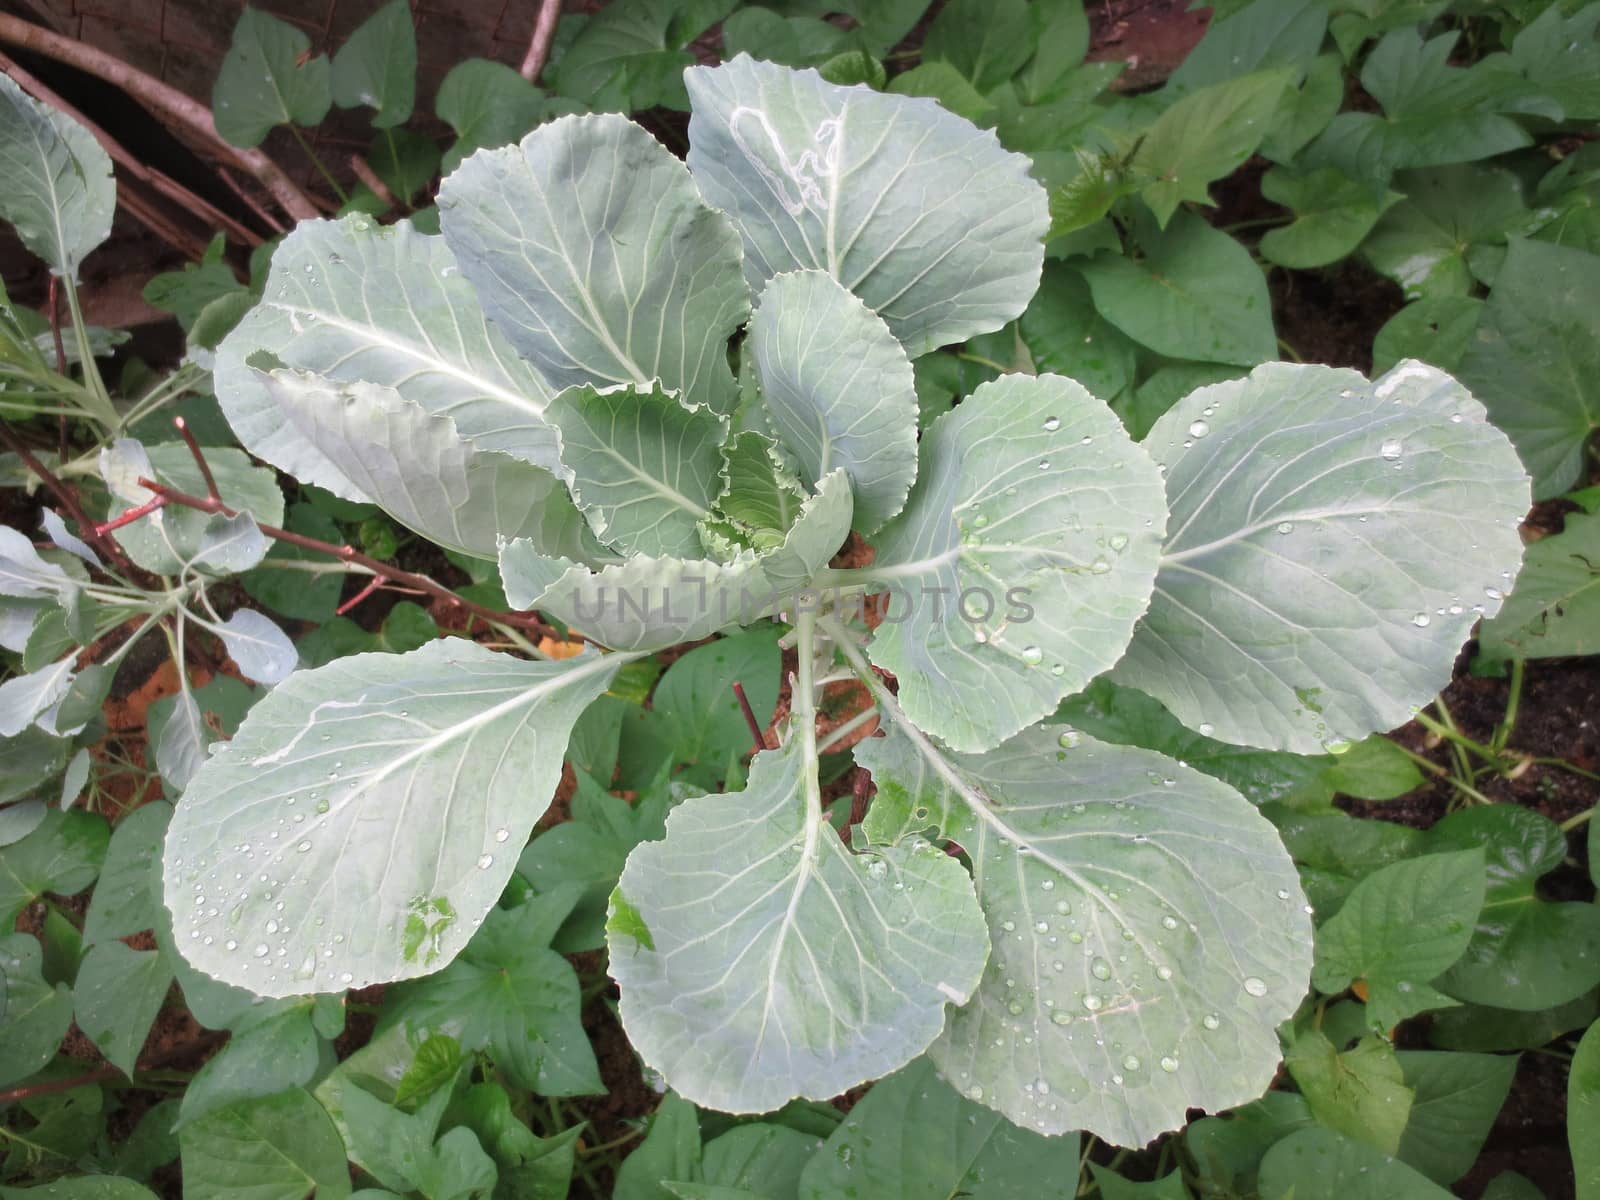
<box><xmin>545</xmin><ymin>381</ymin><xmax>729</xmax><ymax>558</ymax></box>
<box><xmin>607</xmin><ymin>733</ymin><xmax>990</xmax><ymax>1114</ymax></box>
<box><xmin>863</xmin><ymin>372</ymin><xmax>1167</xmax><ymax>753</ymax></box>
<box><xmin>216</xmin><ymin>216</ymin><xmax>558</xmax><ymax>501</ymax></box>
<box><xmin>438</xmin><ymin>113</ymin><xmax>750</xmax><ymax>414</ymax></box>
<box><xmin>163</xmin><ymin>640</ymin><xmax>627</xmax><ymax>996</ymax></box>
<box><xmin>1113</xmin><ymin>360</ymin><xmax>1530</xmax><ymax>753</ymax></box>
<box><xmin>685</xmin><ymin>55</ymin><xmax>1049</xmax><ymax>355</ymax></box>
<box><xmin>859</xmin><ymin>722</ymin><xmax>1312</xmax><ymax>1146</ymax></box>
<box><xmin>500</xmin><ymin>468</ymin><xmax>854</xmax><ymax>651</ymax></box>
<box><xmin>746</xmin><ymin>270</ymin><xmax>918</xmax><ymax>535</ymax></box>
<box><xmin>0</xmin><ymin>73</ymin><xmax>115</xmax><ymax>279</ymax></box>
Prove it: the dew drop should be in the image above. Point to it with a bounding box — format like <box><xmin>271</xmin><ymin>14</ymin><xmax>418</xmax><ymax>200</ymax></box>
<box><xmin>1057</xmin><ymin>730</ymin><xmax>1081</xmax><ymax>749</ymax></box>
<box><xmin>1379</xmin><ymin>438</ymin><xmax>1403</xmax><ymax>461</ymax></box>
<box><xmin>1188</xmin><ymin>419</ymin><xmax>1210</xmax><ymax>439</ymax></box>
<box><xmin>1160</xmin><ymin>1056</ymin><xmax>1180</xmax><ymax>1073</ymax></box>
<box><xmin>296</xmin><ymin>840</ymin><xmax>311</xmax><ymax>853</ymax></box>
<box><xmin>476</xmin><ymin>854</ymin><xmax>494</xmax><ymax>869</ymax></box>
<box><xmin>1051</xmin><ymin>1011</ymin><xmax>1072</xmax><ymax>1026</ymax></box>
<box><xmin>1038</xmin><ymin>459</ymin><xmax>1051</xmax><ymax>471</ymax></box>
<box><xmin>494</xmin><ymin>828</ymin><xmax>511</xmax><ymax>843</ymax></box>
<box><xmin>1043</xmin><ymin>416</ymin><xmax>1061</xmax><ymax>432</ymax></box>
<box><xmin>1123</xmin><ymin>1055</ymin><xmax>1141</xmax><ymax>1071</ymax></box>
<box><xmin>968</xmin><ymin>1084</ymin><xmax>984</xmax><ymax>1100</ymax></box>
<box><xmin>1021</xmin><ymin>645</ymin><xmax>1044</xmax><ymax>666</ymax></box>
<box><xmin>1090</xmin><ymin>957</ymin><xmax>1112</xmax><ymax>980</ymax></box>
<box><xmin>1202</xmin><ymin>1013</ymin><xmax>1221</xmax><ymax>1030</ymax></box>
<box><xmin>1411</xmin><ymin>612</ymin><xmax>1431</xmax><ymax>627</ymax></box>
<box><xmin>1082</xmin><ymin>993</ymin><xmax>1103</xmax><ymax>1011</ymax></box>
<box><xmin>1276</xmin><ymin>521</ymin><xmax>1294</xmax><ymax>534</ymax></box>
<box><xmin>1243</xmin><ymin>976</ymin><xmax>1268</xmax><ymax>997</ymax></box>
<box><xmin>1484</xmin><ymin>586</ymin><xmax>1503</xmax><ymax>600</ymax></box>
<box><xmin>1198</xmin><ymin>722</ymin><xmax>1214</xmax><ymax>736</ymax></box>
<box><xmin>253</xmin><ymin>944</ymin><xmax>269</xmax><ymax>958</ymax></box>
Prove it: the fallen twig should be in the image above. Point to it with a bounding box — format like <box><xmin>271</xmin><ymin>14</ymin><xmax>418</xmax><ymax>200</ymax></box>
<box><xmin>0</xmin><ymin>49</ymin><xmax>263</xmax><ymax>252</ymax></box>
<box><xmin>0</xmin><ymin>13</ymin><xmax>319</xmax><ymax>223</ymax></box>
<box><xmin>349</xmin><ymin>153</ymin><xmax>397</xmax><ymax>209</ymax></box>
<box><xmin>519</xmin><ymin>0</ymin><xmax>563</xmax><ymax>83</ymax></box>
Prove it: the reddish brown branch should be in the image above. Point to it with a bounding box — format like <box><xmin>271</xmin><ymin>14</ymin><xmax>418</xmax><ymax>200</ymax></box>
<box><xmin>0</xmin><ymin>1030</ymin><xmax>229</xmax><ymax>1106</ymax></box>
<box><xmin>45</xmin><ymin>276</ymin><xmax>65</xmax><ymax>374</ymax></box>
<box><xmin>95</xmin><ymin>494</ymin><xmax>167</xmax><ymax>535</ymax></box>
<box><xmin>732</xmin><ymin>681</ymin><xmax>766</xmax><ymax>752</ymax></box>
<box><xmin>335</xmin><ymin>574</ymin><xmax>384</xmax><ymax>616</ymax></box>
<box><xmin>0</xmin><ymin>425</ymin><xmax>136</xmax><ymax>573</ymax></box>
<box><xmin>173</xmin><ymin>417</ymin><xmax>220</xmax><ymax>503</ymax></box>
<box><xmin>129</xmin><ymin>469</ymin><xmax>562</xmax><ymax>639</ymax></box>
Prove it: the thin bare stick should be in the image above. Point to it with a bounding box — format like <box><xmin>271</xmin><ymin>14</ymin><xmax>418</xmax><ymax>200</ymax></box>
<box><xmin>732</xmin><ymin>681</ymin><xmax>766</xmax><ymax>752</ymax></box>
<box><xmin>335</xmin><ymin>574</ymin><xmax>384</xmax><ymax>616</ymax></box>
<box><xmin>129</xmin><ymin>474</ymin><xmax>567</xmax><ymax>638</ymax></box>
<box><xmin>95</xmin><ymin>493</ymin><xmax>167</xmax><ymax>535</ymax></box>
<box><xmin>0</xmin><ymin>50</ymin><xmax>262</xmax><ymax>250</ymax></box>
<box><xmin>117</xmin><ymin>180</ymin><xmax>218</xmax><ymax>262</ymax></box>
<box><xmin>0</xmin><ymin>13</ymin><xmax>318</xmax><ymax>222</ymax></box>
<box><xmin>348</xmin><ymin>154</ymin><xmax>396</xmax><ymax>208</ymax></box>
<box><xmin>216</xmin><ymin>168</ymin><xmax>288</xmax><ymax>236</ymax></box>
<box><xmin>0</xmin><ymin>424</ymin><xmax>136</xmax><ymax>573</ymax></box>
<box><xmin>173</xmin><ymin>417</ymin><xmax>220</xmax><ymax>503</ymax></box>
<box><xmin>0</xmin><ymin>1030</ymin><xmax>228</xmax><ymax>1105</ymax></box>
<box><xmin>519</xmin><ymin>0</ymin><xmax>563</xmax><ymax>82</ymax></box>
<box><xmin>45</xmin><ymin>276</ymin><xmax>65</xmax><ymax>373</ymax></box>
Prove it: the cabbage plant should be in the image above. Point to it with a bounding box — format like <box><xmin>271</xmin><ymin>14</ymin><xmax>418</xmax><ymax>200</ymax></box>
<box><xmin>164</xmin><ymin>56</ymin><xmax>1531</xmax><ymax>1147</ymax></box>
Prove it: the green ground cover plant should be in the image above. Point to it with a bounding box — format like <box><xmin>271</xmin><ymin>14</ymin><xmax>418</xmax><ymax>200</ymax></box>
<box><xmin>1</xmin><ymin>0</ymin><xmax>1598</xmax><ymax>1196</ymax></box>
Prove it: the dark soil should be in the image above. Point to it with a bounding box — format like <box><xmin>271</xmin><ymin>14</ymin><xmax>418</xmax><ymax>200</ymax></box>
<box><xmin>1461</xmin><ymin>1050</ymin><xmax>1577</xmax><ymax>1200</ymax></box>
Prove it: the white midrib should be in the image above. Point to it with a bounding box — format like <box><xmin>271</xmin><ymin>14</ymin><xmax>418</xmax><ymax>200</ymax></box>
<box><xmin>569</xmin><ymin>277</ymin><xmax>652</xmax><ymax>391</ymax></box>
<box><xmin>271</xmin><ymin>302</ymin><xmax>550</xmax><ymax>416</ymax></box>
<box><xmin>589</xmin><ymin>444</ymin><xmax>709</xmax><ymax>518</ymax></box>
<box><xmin>1160</xmin><ymin>504</ymin><xmax>1394</xmax><ymax>565</ymax></box>
<box><xmin>322</xmin><ymin>650</ymin><xmax>629</xmax><ymax>812</ymax></box>
<box><xmin>824</xmin><ymin>106</ymin><xmax>847</xmax><ymax>276</ymax></box>
<box><xmin>754</xmin><ymin>614</ymin><xmax>824</xmax><ymax>1051</ymax></box>
<box><xmin>822</xmin><ymin>617</ymin><xmax>1153</xmax><ymax>954</ymax></box>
